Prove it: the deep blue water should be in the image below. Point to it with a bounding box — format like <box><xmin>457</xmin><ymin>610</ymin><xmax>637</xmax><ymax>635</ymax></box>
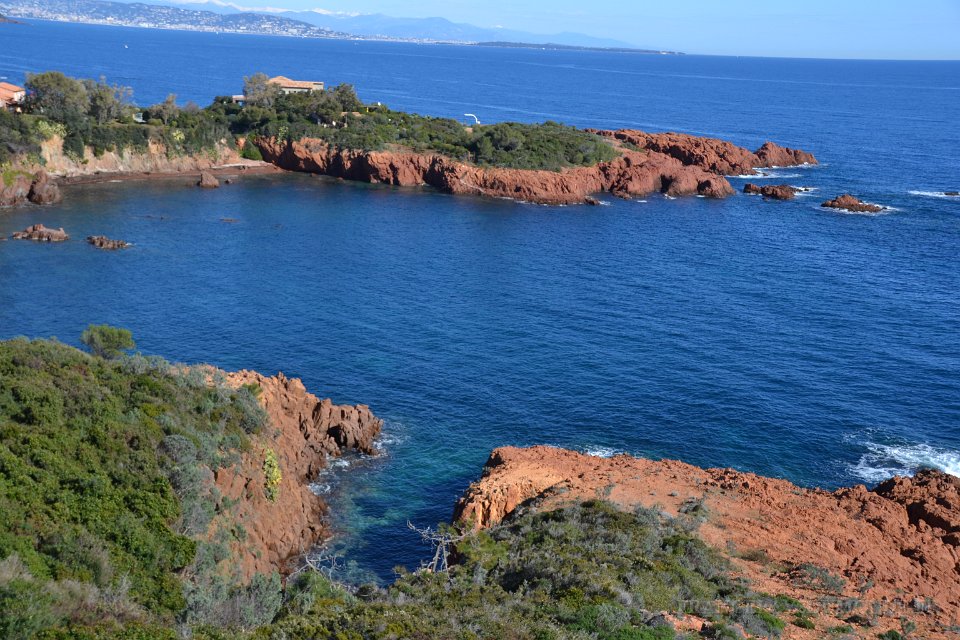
<box><xmin>1</xmin><ymin>20</ymin><xmax>959</xmax><ymax>582</ymax></box>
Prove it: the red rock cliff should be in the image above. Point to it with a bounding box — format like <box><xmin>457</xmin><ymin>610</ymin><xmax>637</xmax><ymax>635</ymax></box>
<box><xmin>256</xmin><ymin>129</ymin><xmax>815</xmax><ymax>206</ymax></box>
<box><xmin>255</xmin><ymin>136</ymin><xmax>739</xmax><ymax>205</ymax></box>
<box><xmin>215</xmin><ymin>370</ymin><xmax>381</xmax><ymax>579</ymax></box>
<box><xmin>589</xmin><ymin>130</ymin><xmax>817</xmax><ymax>176</ymax></box>
<box><xmin>455</xmin><ymin>446</ymin><xmax>959</xmax><ymax>639</ymax></box>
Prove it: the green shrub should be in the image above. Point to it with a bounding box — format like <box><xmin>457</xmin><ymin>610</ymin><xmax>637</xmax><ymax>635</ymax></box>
<box><xmin>239</xmin><ymin>140</ymin><xmax>262</xmax><ymax>161</ymax></box>
<box><xmin>80</xmin><ymin>324</ymin><xmax>135</xmax><ymax>359</ymax></box>
<box><xmin>0</xmin><ymin>337</ymin><xmax>283</xmax><ymax>636</ymax></box>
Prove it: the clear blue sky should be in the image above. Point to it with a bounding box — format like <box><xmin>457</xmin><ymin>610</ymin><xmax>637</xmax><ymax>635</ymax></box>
<box><xmin>174</xmin><ymin>0</ymin><xmax>959</xmax><ymax>59</ymax></box>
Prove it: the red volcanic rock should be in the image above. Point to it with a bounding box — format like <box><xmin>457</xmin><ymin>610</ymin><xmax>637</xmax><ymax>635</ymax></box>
<box><xmin>197</xmin><ymin>170</ymin><xmax>219</xmax><ymax>188</ymax></box>
<box><xmin>454</xmin><ymin>446</ymin><xmax>960</xmax><ymax>639</ymax></box>
<box><xmin>27</xmin><ymin>169</ymin><xmax>63</xmax><ymax>205</ymax></box>
<box><xmin>0</xmin><ymin>172</ymin><xmax>34</xmax><ymax>207</ymax></box>
<box><xmin>743</xmin><ymin>183</ymin><xmax>798</xmax><ymax>200</ymax></box>
<box><xmin>217</xmin><ymin>370</ymin><xmax>382</xmax><ymax>578</ymax></box>
<box><xmin>255</xmin><ymin>137</ymin><xmax>734</xmax><ymax>205</ymax></box>
<box><xmin>754</xmin><ymin>141</ymin><xmax>817</xmax><ymax>168</ymax></box>
<box><xmin>821</xmin><ymin>194</ymin><xmax>883</xmax><ymax>213</ymax></box>
<box><xmin>589</xmin><ymin>129</ymin><xmax>817</xmax><ymax>176</ymax></box>
<box><xmin>12</xmin><ymin>224</ymin><xmax>69</xmax><ymax>242</ymax></box>
<box><xmin>87</xmin><ymin>235</ymin><xmax>130</xmax><ymax>250</ymax></box>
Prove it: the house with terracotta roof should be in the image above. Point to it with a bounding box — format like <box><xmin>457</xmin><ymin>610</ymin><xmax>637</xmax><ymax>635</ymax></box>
<box><xmin>267</xmin><ymin>76</ymin><xmax>324</xmax><ymax>95</ymax></box>
<box><xmin>0</xmin><ymin>82</ymin><xmax>25</xmax><ymax>110</ymax></box>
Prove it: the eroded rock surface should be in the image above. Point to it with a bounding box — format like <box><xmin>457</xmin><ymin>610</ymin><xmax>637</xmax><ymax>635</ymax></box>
<box><xmin>216</xmin><ymin>370</ymin><xmax>382</xmax><ymax>578</ymax></box>
<box><xmin>821</xmin><ymin>194</ymin><xmax>884</xmax><ymax>212</ymax></box>
<box><xmin>198</xmin><ymin>170</ymin><xmax>220</xmax><ymax>188</ymax></box>
<box><xmin>1</xmin><ymin>170</ymin><xmax>63</xmax><ymax>207</ymax></box>
<box><xmin>256</xmin><ymin>137</ymin><xmax>734</xmax><ymax>205</ymax></box>
<box><xmin>87</xmin><ymin>235</ymin><xmax>131</xmax><ymax>250</ymax></box>
<box><xmin>743</xmin><ymin>183</ymin><xmax>799</xmax><ymax>200</ymax></box>
<box><xmin>455</xmin><ymin>446</ymin><xmax>960</xmax><ymax>638</ymax></box>
<box><xmin>12</xmin><ymin>224</ymin><xmax>69</xmax><ymax>242</ymax></box>
<box><xmin>589</xmin><ymin>130</ymin><xmax>817</xmax><ymax>176</ymax></box>
<box><xmin>27</xmin><ymin>169</ymin><xmax>63</xmax><ymax>205</ymax></box>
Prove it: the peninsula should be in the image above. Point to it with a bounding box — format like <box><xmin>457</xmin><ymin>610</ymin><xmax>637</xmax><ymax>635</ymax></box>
<box><xmin>0</xmin><ymin>70</ymin><xmax>816</xmax><ymax>210</ymax></box>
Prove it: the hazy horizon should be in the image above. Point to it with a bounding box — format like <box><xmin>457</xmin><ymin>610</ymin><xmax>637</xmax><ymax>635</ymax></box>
<box><xmin>134</xmin><ymin>0</ymin><xmax>960</xmax><ymax>60</ymax></box>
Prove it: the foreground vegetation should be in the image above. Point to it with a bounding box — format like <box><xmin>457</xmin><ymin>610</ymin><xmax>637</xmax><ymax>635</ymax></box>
<box><xmin>0</xmin><ymin>334</ymin><xmax>279</xmax><ymax>638</ymax></box>
<box><xmin>0</xmin><ymin>71</ymin><xmax>618</xmax><ymax>172</ymax></box>
<box><xmin>0</xmin><ymin>336</ymin><xmax>801</xmax><ymax>639</ymax></box>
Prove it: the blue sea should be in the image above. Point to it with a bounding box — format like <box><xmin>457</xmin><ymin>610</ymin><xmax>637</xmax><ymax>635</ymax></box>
<box><xmin>1</xmin><ymin>20</ymin><xmax>959</xmax><ymax>582</ymax></box>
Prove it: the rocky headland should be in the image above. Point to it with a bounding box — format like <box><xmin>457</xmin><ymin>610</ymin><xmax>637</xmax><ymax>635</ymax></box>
<box><xmin>218</xmin><ymin>369</ymin><xmax>381</xmax><ymax>578</ymax></box>
<box><xmin>2</xmin><ymin>124</ymin><xmax>817</xmax><ymax>209</ymax></box>
<box><xmin>589</xmin><ymin>130</ymin><xmax>817</xmax><ymax>176</ymax></box>
<box><xmin>254</xmin><ymin>130</ymin><xmax>816</xmax><ymax>206</ymax></box>
<box><xmin>455</xmin><ymin>446</ymin><xmax>960</xmax><ymax>638</ymax></box>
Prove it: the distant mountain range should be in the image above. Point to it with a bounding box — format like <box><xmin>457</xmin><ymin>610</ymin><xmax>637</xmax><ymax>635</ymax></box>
<box><xmin>0</xmin><ymin>0</ymin><xmax>677</xmax><ymax>51</ymax></box>
<box><xmin>168</xmin><ymin>1</ymin><xmax>641</xmax><ymax>48</ymax></box>
<box><xmin>0</xmin><ymin>0</ymin><xmax>352</xmax><ymax>38</ymax></box>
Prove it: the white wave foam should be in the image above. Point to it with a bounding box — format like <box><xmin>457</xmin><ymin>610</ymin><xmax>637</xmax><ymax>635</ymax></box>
<box><xmin>583</xmin><ymin>446</ymin><xmax>622</xmax><ymax>458</ymax></box>
<box><xmin>729</xmin><ymin>171</ymin><xmax>802</xmax><ymax>180</ymax></box>
<box><xmin>909</xmin><ymin>190</ymin><xmax>960</xmax><ymax>199</ymax></box>
<box><xmin>850</xmin><ymin>442</ymin><xmax>960</xmax><ymax>483</ymax></box>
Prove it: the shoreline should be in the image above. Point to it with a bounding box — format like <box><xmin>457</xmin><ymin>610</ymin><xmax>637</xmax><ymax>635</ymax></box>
<box><xmin>54</xmin><ymin>161</ymin><xmax>283</xmax><ymax>187</ymax></box>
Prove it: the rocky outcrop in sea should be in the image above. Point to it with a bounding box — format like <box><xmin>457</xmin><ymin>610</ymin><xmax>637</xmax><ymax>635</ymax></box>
<box><xmin>12</xmin><ymin>224</ymin><xmax>69</xmax><ymax>242</ymax></box>
<box><xmin>821</xmin><ymin>194</ymin><xmax>884</xmax><ymax>213</ymax></box>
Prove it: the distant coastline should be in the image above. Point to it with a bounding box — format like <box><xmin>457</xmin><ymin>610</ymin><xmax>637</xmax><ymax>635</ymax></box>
<box><xmin>476</xmin><ymin>41</ymin><xmax>684</xmax><ymax>55</ymax></box>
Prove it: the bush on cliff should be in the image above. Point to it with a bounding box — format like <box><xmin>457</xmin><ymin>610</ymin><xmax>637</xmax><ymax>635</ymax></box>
<box><xmin>0</xmin><ymin>336</ymin><xmax>276</xmax><ymax>636</ymax></box>
<box><xmin>258</xmin><ymin>501</ymin><xmax>765</xmax><ymax>640</ymax></box>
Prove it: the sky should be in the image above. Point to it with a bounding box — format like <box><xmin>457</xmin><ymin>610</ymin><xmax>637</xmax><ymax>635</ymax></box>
<box><xmin>164</xmin><ymin>0</ymin><xmax>960</xmax><ymax>60</ymax></box>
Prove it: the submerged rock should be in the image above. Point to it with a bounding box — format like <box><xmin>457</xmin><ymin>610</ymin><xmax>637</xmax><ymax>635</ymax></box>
<box><xmin>197</xmin><ymin>171</ymin><xmax>219</xmax><ymax>188</ymax></box>
<box><xmin>821</xmin><ymin>194</ymin><xmax>883</xmax><ymax>213</ymax></box>
<box><xmin>12</xmin><ymin>224</ymin><xmax>69</xmax><ymax>242</ymax></box>
<box><xmin>87</xmin><ymin>235</ymin><xmax>131</xmax><ymax>250</ymax></box>
<box><xmin>743</xmin><ymin>183</ymin><xmax>798</xmax><ymax>200</ymax></box>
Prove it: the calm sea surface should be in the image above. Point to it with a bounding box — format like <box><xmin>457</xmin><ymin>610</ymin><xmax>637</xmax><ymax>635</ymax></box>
<box><xmin>1</xmin><ymin>20</ymin><xmax>959</xmax><ymax>581</ymax></box>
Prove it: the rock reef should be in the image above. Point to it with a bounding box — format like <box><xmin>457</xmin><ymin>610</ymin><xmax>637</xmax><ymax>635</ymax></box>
<box><xmin>87</xmin><ymin>235</ymin><xmax>131</xmax><ymax>250</ymax></box>
<box><xmin>255</xmin><ymin>130</ymin><xmax>816</xmax><ymax>206</ymax></box>
<box><xmin>12</xmin><ymin>224</ymin><xmax>69</xmax><ymax>242</ymax></box>
<box><xmin>743</xmin><ymin>183</ymin><xmax>799</xmax><ymax>200</ymax></box>
<box><xmin>217</xmin><ymin>370</ymin><xmax>382</xmax><ymax>579</ymax></box>
<box><xmin>455</xmin><ymin>446</ymin><xmax>960</xmax><ymax>638</ymax></box>
<box><xmin>821</xmin><ymin>194</ymin><xmax>884</xmax><ymax>213</ymax></box>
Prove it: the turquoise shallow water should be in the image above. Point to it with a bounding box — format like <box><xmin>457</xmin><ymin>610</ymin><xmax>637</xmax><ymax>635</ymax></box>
<box><xmin>1</xmin><ymin>20</ymin><xmax>959</xmax><ymax>581</ymax></box>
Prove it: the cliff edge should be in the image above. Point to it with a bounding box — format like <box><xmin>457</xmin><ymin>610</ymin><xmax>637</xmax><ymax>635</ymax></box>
<box><xmin>216</xmin><ymin>370</ymin><xmax>381</xmax><ymax>579</ymax></box>
<box><xmin>455</xmin><ymin>446</ymin><xmax>959</xmax><ymax>638</ymax></box>
<box><xmin>256</xmin><ymin>130</ymin><xmax>815</xmax><ymax>206</ymax></box>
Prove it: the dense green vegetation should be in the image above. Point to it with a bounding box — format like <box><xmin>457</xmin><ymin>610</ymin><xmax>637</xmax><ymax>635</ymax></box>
<box><xmin>0</xmin><ymin>71</ymin><xmax>617</xmax><ymax>172</ymax></box>
<box><xmin>0</xmin><ymin>335</ymin><xmax>277</xmax><ymax>638</ymax></box>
